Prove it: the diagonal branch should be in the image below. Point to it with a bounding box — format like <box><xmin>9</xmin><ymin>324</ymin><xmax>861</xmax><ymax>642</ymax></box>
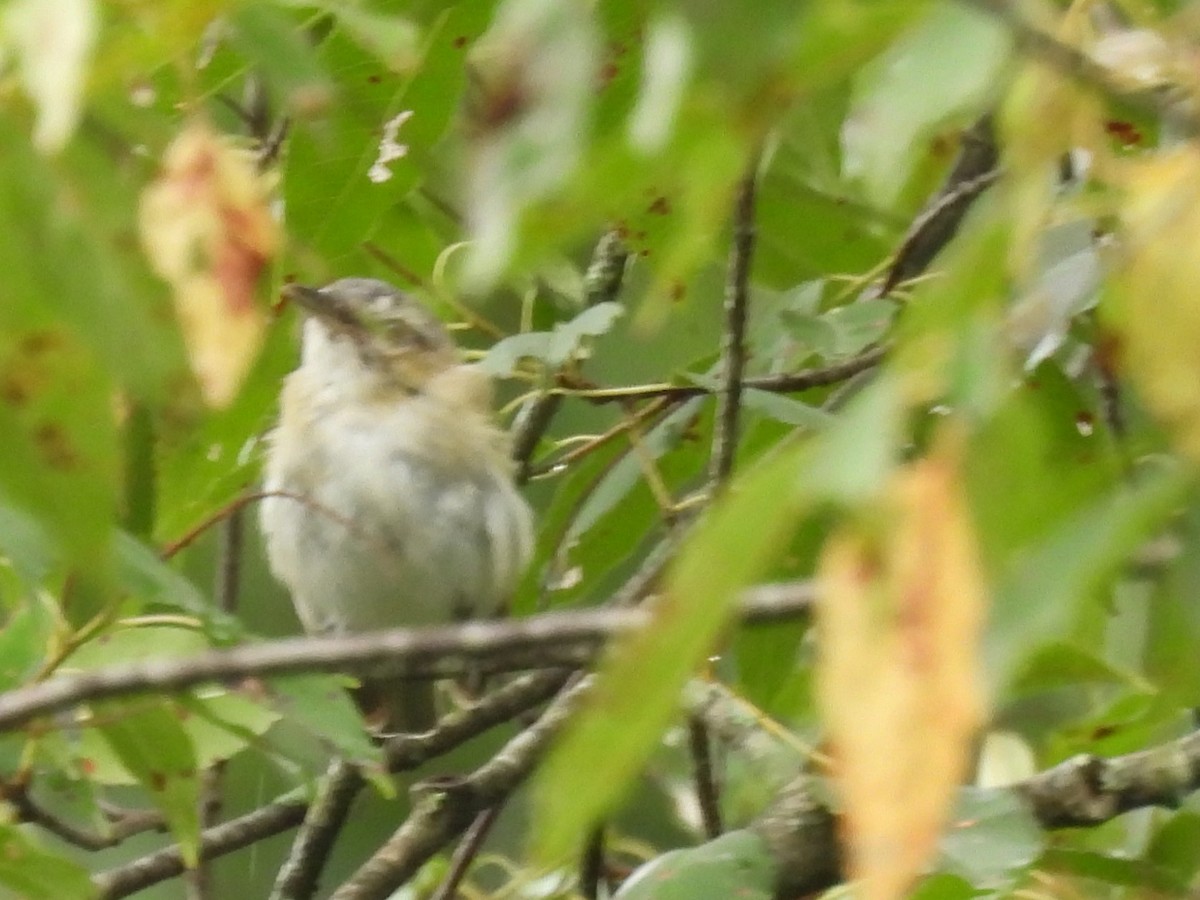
<box><xmin>329</xmin><ymin>675</ymin><xmax>594</xmax><ymax>900</ymax></box>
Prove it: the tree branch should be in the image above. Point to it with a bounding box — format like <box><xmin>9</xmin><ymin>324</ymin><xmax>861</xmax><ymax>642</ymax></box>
<box><xmin>570</xmin><ymin>346</ymin><xmax>886</xmax><ymax>405</ymax></box>
<box><xmin>882</xmin><ymin>115</ymin><xmax>999</xmax><ymax>297</ymax></box>
<box><xmin>690</xmin><ymin>158</ymin><xmax>761</xmax><ymax>841</ymax></box>
<box><xmin>0</xmin><ymin>585</ymin><xmax>815</xmax><ymax>735</ymax></box>
<box><xmin>269</xmin><ymin>758</ymin><xmax>363</xmax><ymax>900</ymax></box>
<box><xmin>753</xmin><ymin>725</ymin><xmax>1200</xmax><ymax>897</ymax></box>
<box><xmin>93</xmin><ymin>669</ymin><xmax>574</xmax><ymax>898</ymax></box>
<box><xmin>329</xmin><ymin>675</ymin><xmax>594</xmax><ymax>900</ymax></box>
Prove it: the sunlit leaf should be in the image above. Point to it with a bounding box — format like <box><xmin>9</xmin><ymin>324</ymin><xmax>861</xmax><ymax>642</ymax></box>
<box><xmin>465</xmin><ymin>0</ymin><xmax>599</xmax><ymax>286</ymax></box>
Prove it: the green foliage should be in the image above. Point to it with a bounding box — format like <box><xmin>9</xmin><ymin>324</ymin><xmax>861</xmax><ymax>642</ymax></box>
<box><xmin>0</xmin><ymin>0</ymin><xmax>1196</xmax><ymax>898</ymax></box>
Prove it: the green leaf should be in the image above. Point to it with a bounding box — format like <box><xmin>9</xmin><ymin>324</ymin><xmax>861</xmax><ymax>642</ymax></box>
<box><xmin>613</xmin><ymin>830</ymin><xmax>775</xmax><ymax>900</ymax></box>
<box><xmin>0</xmin><ymin>502</ymin><xmax>59</xmax><ymax>588</ymax></box>
<box><xmin>0</xmin><ymin>823</ymin><xmax>93</xmax><ymax>900</ymax></box>
<box><xmin>1011</xmin><ymin>642</ymin><xmax>1150</xmax><ymax>696</ymax></box>
<box><xmin>331</xmin><ymin>8</ymin><xmax>420</xmax><ymax>72</ymax></box>
<box><xmin>176</xmin><ymin>690</ymin><xmax>281</xmax><ymax>768</ymax></box>
<box><xmin>823</xmin><ymin>298</ymin><xmax>897</xmax><ymax>356</ymax></box>
<box><xmin>938</xmin><ymin>788</ymin><xmax>1044</xmax><ymax>888</ymax></box>
<box><xmin>229</xmin><ymin>5</ymin><xmax>334</xmax><ymax>117</ymax></box>
<box><xmin>0</xmin><ymin>595</ymin><xmax>54</xmax><ymax>691</ymax></box>
<box><xmin>464</xmin><ymin>0</ymin><xmax>600</xmax><ymax>286</ymax></box>
<box><xmin>1042</xmin><ymin>847</ymin><xmax>1190</xmax><ymax>893</ymax></box>
<box><xmin>1145</xmin><ymin>811</ymin><xmax>1200</xmax><ymax>885</ymax></box>
<box><xmin>268</xmin><ymin>674</ymin><xmax>387</xmax><ymax>781</ymax></box>
<box><xmin>843</xmin><ymin>4</ymin><xmax>1011</xmax><ymax>208</ymax></box>
<box><xmin>908</xmin><ymin>873</ymin><xmax>980</xmax><ymax>900</ymax></box>
<box><xmin>532</xmin><ymin>376</ymin><xmax>904</xmax><ymax>862</ymax></box>
<box><xmin>96</xmin><ymin>700</ymin><xmax>202</xmax><ymax>867</ymax></box>
<box><xmin>988</xmin><ymin>464</ymin><xmax>1189</xmax><ymax>689</ymax></box>
<box><xmin>114</xmin><ymin>531</ymin><xmax>241</xmax><ymax>641</ymax></box>
<box><xmin>967</xmin><ymin>362</ymin><xmax>1122</xmax><ymax>577</ymax></box>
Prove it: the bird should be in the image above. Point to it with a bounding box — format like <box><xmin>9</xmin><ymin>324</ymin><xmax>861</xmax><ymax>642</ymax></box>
<box><xmin>259</xmin><ymin>277</ymin><xmax>534</xmax><ymax>732</ymax></box>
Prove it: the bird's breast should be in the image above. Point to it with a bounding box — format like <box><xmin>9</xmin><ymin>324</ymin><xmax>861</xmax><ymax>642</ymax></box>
<box><xmin>260</xmin><ymin>374</ymin><xmax>533</xmax><ymax>634</ymax></box>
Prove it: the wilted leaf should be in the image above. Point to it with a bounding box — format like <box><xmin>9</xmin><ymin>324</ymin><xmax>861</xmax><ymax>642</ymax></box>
<box><xmin>140</xmin><ymin>121</ymin><xmax>278</xmax><ymax>407</ymax></box>
<box><xmin>816</xmin><ymin>433</ymin><xmax>988</xmax><ymax>900</ymax></box>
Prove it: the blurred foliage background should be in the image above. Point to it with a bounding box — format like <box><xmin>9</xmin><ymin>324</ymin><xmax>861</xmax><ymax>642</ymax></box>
<box><xmin>4</xmin><ymin>0</ymin><xmax>1200</xmax><ymax>897</ymax></box>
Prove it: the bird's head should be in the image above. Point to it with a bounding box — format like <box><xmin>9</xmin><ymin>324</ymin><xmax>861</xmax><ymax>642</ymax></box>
<box><xmin>284</xmin><ymin>278</ymin><xmax>461</xmax><ymax>393</ymax></box>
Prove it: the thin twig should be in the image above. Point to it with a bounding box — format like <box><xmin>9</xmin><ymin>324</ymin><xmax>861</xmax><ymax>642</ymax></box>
<box><xmin>0</xmin><ymin>586</ymin><xmax>817</xmax><ymax>734</ymax></box>
<box><xmin>709</xmin><ymin>161</ymin><xmax>758</xmax><ymax>488</ymax></box>
<box><xmin>270</xmin><ymin>759</ymin><xmax>364</xmax><ymax>900</ymax></box>
<box><xmin>882</xmin><ymin>116</ymin><xmax>999</xmax><ymax>297</ymax></box>
<box><xmin>689</xmin><ymin>159</ymin><xmax>761</xmax><ymax>840</ymax></box>
<box><xmin>429</xmin><ymin>803</ymin><xmax>505</xmax><ymax>900</ymax></box>
<box><xmin>579</xmin><ymin>827</ymin><xmax>607</xmax><ymax>900</ymax></box>
<box><xmin>688</xmin><ymin>716</ymin><xmax>723</xmax><ymax>839</ymax></box>
<box><xmin>570</xmin><ymin>346</ymin><xmax>886</xmax><ymax>404</ymax></box>
<box><xmin>192</xmin><ymin>509</ymin><xmax>245</xmax><ymax>899</ymax></box>
<box><xmin>6</xmin><ymin>784</ymin><xmax>165</xmax><ymax>851</ymax></box>
<box><xmin>527</xmin><ymin>397</ymin><xmax>674</xmax><ymax>480</ymax></box>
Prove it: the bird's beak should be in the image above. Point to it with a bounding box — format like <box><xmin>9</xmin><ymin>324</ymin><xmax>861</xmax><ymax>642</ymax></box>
<box><xmin>282</xmin><ymin>283</ymin><xmax>366</xmax><ymax>332</ymax></box>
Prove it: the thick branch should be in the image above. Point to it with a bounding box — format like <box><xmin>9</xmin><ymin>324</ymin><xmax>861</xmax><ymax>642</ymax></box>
<box><xmin>753</xmin><ymin>726</ymin><xmax>1200</xmax><ymax>897</ymax></box>
<box><xmin>1016</xmin><ymin>731</ymin><xmax>1200</xmax><ymax>828</ymax></box>
<box><xmin>0</xmin><ymin>585</ymin><xmax>814</xmax><ymax>735</ymax></box>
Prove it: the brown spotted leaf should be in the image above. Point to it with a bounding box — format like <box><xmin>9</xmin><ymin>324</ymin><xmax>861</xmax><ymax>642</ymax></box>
<box><xmin>140</xmin><ymin>121</ymin><xmax>278</xmax><ymax>407</ymax></box>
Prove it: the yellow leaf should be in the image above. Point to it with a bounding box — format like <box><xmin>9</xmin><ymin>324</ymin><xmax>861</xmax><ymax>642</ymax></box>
<box><xmin>139</xmin><ymin>122</ymin><xmax>277</xmax><ymax>407</ymax></box>
<box><xmin>816</xmin><ymin>434</ymin><xmax>988</xmax><ymax>900</ymax></box>
<box><xmin>1114</xmin><ymin>147</ymin><xmax>1200</xmax><ymax>462</ymax></box>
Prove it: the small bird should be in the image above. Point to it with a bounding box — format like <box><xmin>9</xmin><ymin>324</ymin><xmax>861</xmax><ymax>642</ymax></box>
<box><xmin>260</xmin><ymin>278</ymin><xmax>534</xmax><ymax>732</ymax></box>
